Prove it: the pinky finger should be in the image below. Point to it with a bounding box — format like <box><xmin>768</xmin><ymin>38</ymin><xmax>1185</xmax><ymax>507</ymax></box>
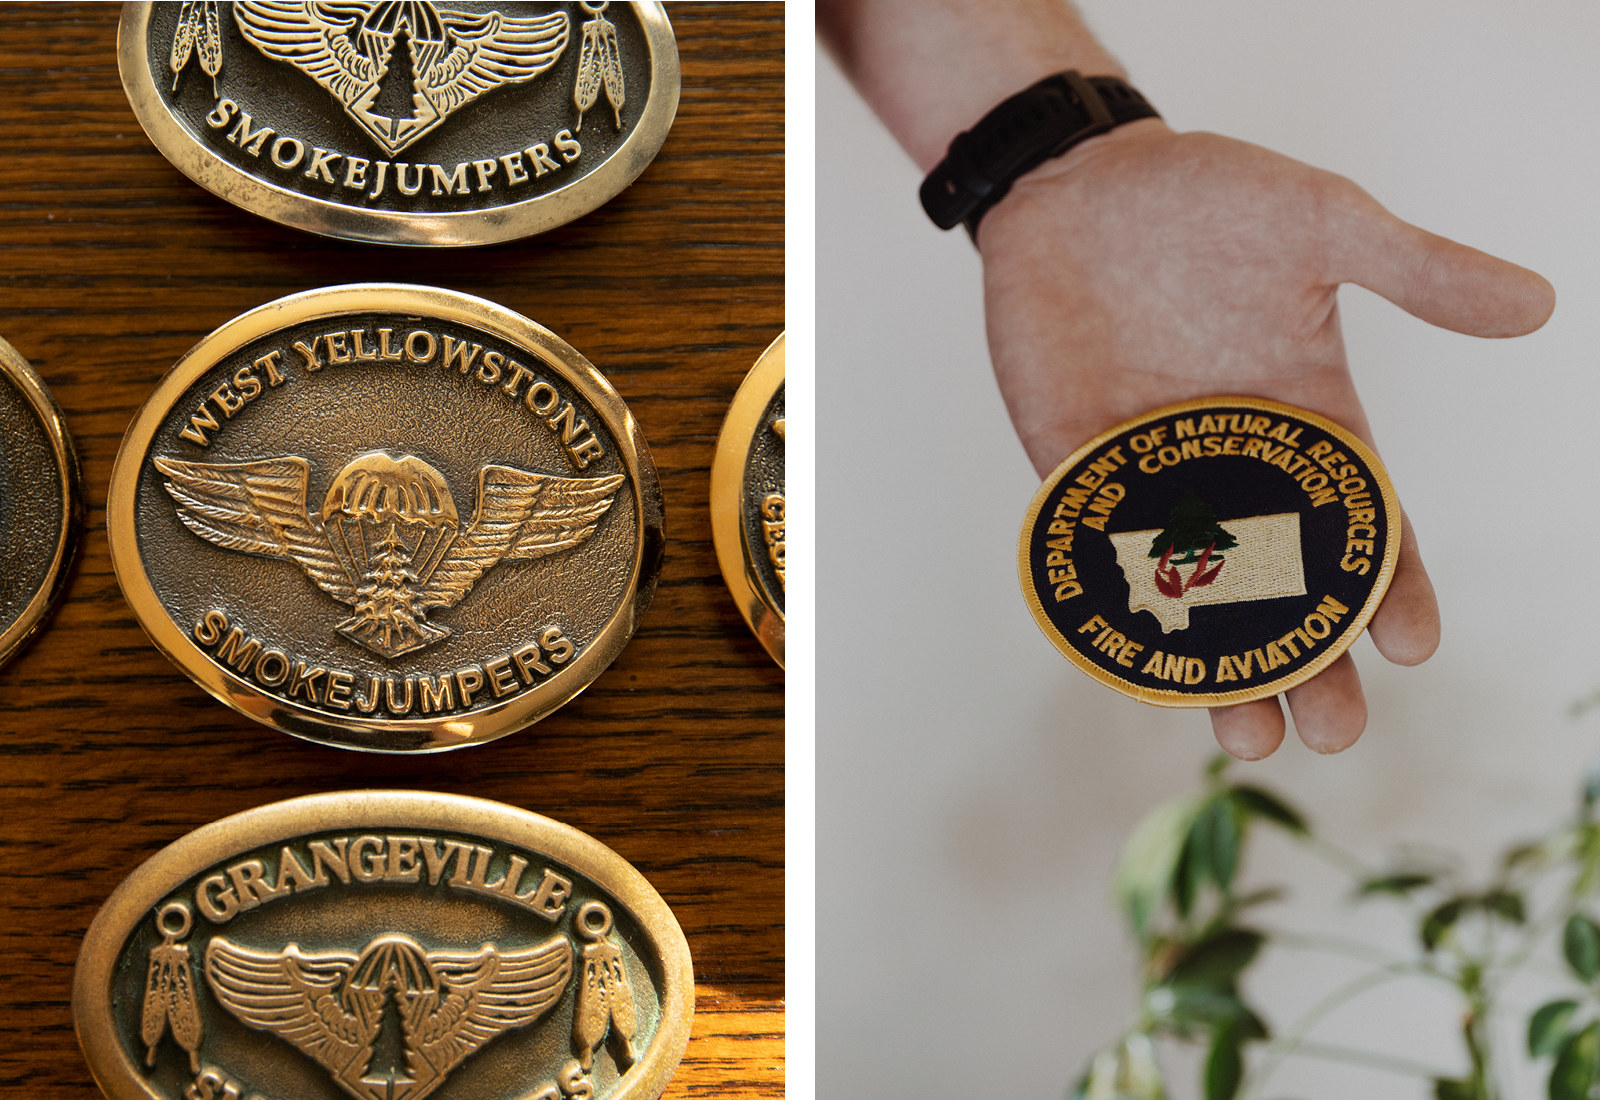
<box><xmin>1367</xmin><ymin>511</ymin><xmax>1441</xmax><ymax>667</ymax></box>
<box><xmin>1210</xmin><ymin>697</ymin><xmax>1286</xmax><ymax>760</ymax></box>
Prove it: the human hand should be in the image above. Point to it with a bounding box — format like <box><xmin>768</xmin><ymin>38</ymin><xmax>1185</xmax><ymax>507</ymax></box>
<box><xmin>978</xmin><ymin>119</ymin><xmax>1554</xmax><ymax>759</ymax></box>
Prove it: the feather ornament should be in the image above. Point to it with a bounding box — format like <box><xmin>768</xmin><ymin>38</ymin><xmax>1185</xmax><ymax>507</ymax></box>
<box><xmin>164</xmin><ymin>944</ymin><xmax>204</xmax><ymax>1072</ymax></box>
<box><xmin>197</xmin><ymin>1</ymin><xmax>223</xmax><ymax>97</ymax></box>
<box><xmin>140</xmin><ymin>951</ymin><xmax>168</xmax><ymax>1063</ymax></box>
<box><xmin>574</xmin><ymin>947</ymin><xmax>609</xmax><ymax>1070</ymax></box>
<box><xmin>140</xmin><ymin>924</ymin><xmax>203</xmax><ymax>1071</ymax></box>
<box><xmin>605</xmin><ymin>944</ymin><xmax>637</xmax><ymax>1061</ymax></box>
<box><xmin>168</xmin><ymin>1</ymin><xmax>200</xmax><ymax>91</ymax></box>
<box><xmin>572</xmin><ymin>903</ymin><xmax>638</xmax><ymax>1071</ymax></box>
<box><xmin>170</xmin><ymin>0</ymin><xmax>222</xmax><ymax>96</ymax></box>
<box><xmin>574</xmin><ymin>3</ymin><xmax>625</xmax><ymax>131</ymax></box>
<box><xmin>598</xmin><ymin>16</ymin><xmax>624</xmax><ymax>128</ymax></box>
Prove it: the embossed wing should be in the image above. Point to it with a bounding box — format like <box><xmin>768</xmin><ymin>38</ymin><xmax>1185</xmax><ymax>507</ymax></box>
<box><xmin>420</xmin><ymin>465</ymin><xmax>624</xmax><ymax>612</ymax></box>
<box><xmin>409</xmin><ymin>936</ymin><xmax>573</xmax><ymax>1077</ymax></box>
<box><xmin>233</xmin><ymin>1</ymin><xmax>382</xmax><ymax>107</ymax></box>
<box><xmin>424</xmin><ymin>8</ymin><xmax>570</xmax><ymax>117</ymax></box>
<box><xmin>204</xmin><ymin>938</ymin><xmax>374</xmax><ymax>1076</ymax></box>
<box><xmin>234</xmin><ymin>1</ymin><xmax>569</xmax><ymax>156</ymax></box>
<box><xmin>154</xmin><ymin>455</ymin><xmax>358</xmax><ymax>605</ymax></box>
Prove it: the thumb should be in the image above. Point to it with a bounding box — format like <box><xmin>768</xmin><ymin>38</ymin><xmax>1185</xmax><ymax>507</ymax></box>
<box><xmin>1330</xmin><ymin>186</ymin><xmax>1555</xmax><ymax>338</ymax></box>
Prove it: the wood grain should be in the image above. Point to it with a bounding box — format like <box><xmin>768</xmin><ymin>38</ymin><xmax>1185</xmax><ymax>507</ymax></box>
<box><xmin>0</xmin><ymin>4</ymin><xmax>783</xmax><ymax>1097</ymax></box>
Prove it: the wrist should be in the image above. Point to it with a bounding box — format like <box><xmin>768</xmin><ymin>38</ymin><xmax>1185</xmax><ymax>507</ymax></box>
<box><xmin>1008</xmin><ymin>115</ymin><xmax>1171</xmax><ymax>188</ymax></box>
<box><xmin>919</xmin><ymin>72</ymin><xmax>1162</xmax><ymax>239</ymax></box>
<box><xmin>821</xmin><ymin>0</ymin><xmax>1125</xmax><ymax>170</ymax></box>
<box><xmin>975</xmin><ymin>117</ymin><xmax>1171</xmax><ymax>252</ymax></box>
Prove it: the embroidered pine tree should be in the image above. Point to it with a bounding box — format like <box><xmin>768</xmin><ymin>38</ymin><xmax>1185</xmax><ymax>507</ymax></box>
<box><xmin>352</xmin><ymin>525</ymin><xmax>424</xmax><ymax>652</ymax></box>
<box><xmin>1147</xmin><ymin>489</ymin><xmax>1237</xmax><ymax>597</ymax></box>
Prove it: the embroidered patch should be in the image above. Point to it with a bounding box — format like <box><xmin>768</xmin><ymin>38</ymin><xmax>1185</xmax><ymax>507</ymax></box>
<box><xmin>1018</xmin><ymin>397</ymin><xmax>1400</xmax><ymax>706</ymax></box>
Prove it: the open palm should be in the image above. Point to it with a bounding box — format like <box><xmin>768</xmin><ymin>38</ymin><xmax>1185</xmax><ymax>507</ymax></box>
<box><xmin>978</xmin><ymin>121</ymin><xmax>1554</xmax><ymax>758</ymax></box>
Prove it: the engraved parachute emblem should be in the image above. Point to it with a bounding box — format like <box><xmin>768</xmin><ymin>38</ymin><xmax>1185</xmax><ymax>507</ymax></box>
<box><xmin>321</xmin><ymin>453</ymin><xmax>462</xmax><ymax>657</ymax></box>
<box><xmin>140</xmin><ymin>903</ymin><xmax>203</xmax><ymax>1073</ymax></box>
<box><xmin>574</xmin><ymin>1</ymin><xmax>625</xmax><ymax>131</ymax></box>
<box><xmin>205</xmin><ymin>932</ymin><xmax>573</xmax><ymax>1100</ymax></box>
<box><xmin>169</xmin><ymin>0</ymin><xmax>223</xmax><ymax>95</ymax></box>
<box><xmin>231</xmin><ymin>0</ymin><xmax>571</xmax><ymax>156</ymax></box>
<box><xmin>153</xmin><ymin>450</ymin><xmax>624</xmax><ymax>660</ymax></box>
<box><xmin>572</xmin><ymin>901</ymin><xmax>638</xmax><ymax>1071</ymax></box>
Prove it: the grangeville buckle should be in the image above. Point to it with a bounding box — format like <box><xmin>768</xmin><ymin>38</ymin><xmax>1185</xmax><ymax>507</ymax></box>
<box><xmin>73</xmin><ymin>792</ymin><xmax>693</xmax><ymax>1100</ymax></box>
<box><xmin>117</xmin><ymin>2</ymin><xmax>680</xmax><ymax>245</ymax></box>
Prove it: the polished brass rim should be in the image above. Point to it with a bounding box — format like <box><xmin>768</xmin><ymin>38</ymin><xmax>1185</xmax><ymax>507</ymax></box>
<box><xmin>1017</xmin><ymin>395</ymin><xmax>1402</xmax><ymax>707</ymax></box>
<box><xmin>710</xmin><ymin>332</ymin><xmax>784</xmax><ymax>667</ymax></box>
<box><xmin>0</xmin><ymin>335</ymin><xmax>81</xmax><ymax>671</ymax></box>
<box><xmin>73</xmin><ymin>790</ymin><xmax>694</xmax><ymax>1100</ymax></box>
<box><xmin>107</xmin><ymin>284</ymin><xmax>663</xmax><ymax>751</ymax></box>
<box><xmin>116</xmin><ymin>3</ymin><xmax>681</xmax><ymax>247</ymax></box>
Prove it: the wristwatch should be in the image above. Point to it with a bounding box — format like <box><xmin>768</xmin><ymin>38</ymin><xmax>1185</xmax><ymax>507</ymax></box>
<box><xmin>920</xmin><ymin>70</ymin><xmax>1160</xmax><ymax>239</ymax></box>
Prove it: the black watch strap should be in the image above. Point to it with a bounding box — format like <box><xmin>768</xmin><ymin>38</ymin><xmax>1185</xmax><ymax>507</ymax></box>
<box><xmin>920</xmin><ymin>71</ymin><xmax>1160</xmax><ymax>238</ymax></box>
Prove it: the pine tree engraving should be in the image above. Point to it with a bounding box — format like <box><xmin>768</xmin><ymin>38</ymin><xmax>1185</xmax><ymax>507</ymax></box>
<box><xmin>352</xmin><ymin>525</ymin><xmax>425</xmax><ymax>655</ymax></box>
<box><xmin>369</xmin><ymin>25</ymin><xmax>420</xmax><ymax>128</ymax></box>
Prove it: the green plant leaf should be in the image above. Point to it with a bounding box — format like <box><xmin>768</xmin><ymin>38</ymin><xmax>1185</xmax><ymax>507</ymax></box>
<box><xmin>1564</xmin><ymin>914</ymin><xmax>1600</xmax><ymax>982</ymax></box>
<box><xmin>1420</xmin><ymin>898</ymin><xmax>1467</xmax><ymax>951</ymax></box>
<box><xmin>1482</xmin><ymin>889</ymin><xmax>1527</xmax><ymax>925</ymax></box>
<box><xmin>1204</xmin><ymin>1027</ymin><xmax>1244</xmax><ymax>1100</ymax></box>
<box><xmin>1576</xmin><ymin>827</ymin><xmax>1600</xmax><ymax>896</ymax></box>
<box><xmin>1116</xmin><ymin>1033</ymin><xmax>1167</xmax><ymax>1100</ymax></box>
<box><xmin>1116</xmin><ymin>795</ymin><xmax>1206</xmax><ymax>939</ymax></box>
<box><xmin>1200</xmin><ymin>798</ymin><xmax>1241</xmax><ymax>891</ymax></box>
<box><xmin>1530</xmin><ymin>999</ymin><xmax>1582</xmax><ymax>1059</ymax></box>
<box><xmin>1584</xmin><ymin>764</ymin><xmax>1600</xmax><ymax>815</ymax></box>
<box><xmin>1076</xmin><ymin>1045</ymin><xmax>1116</xmax><ymax>1100</ymax></box>
<box><xmin>1357</xmin><ymin>871</ymin><xmax>1434</xmax><ymax>897</ymax></box>
<box><xmin>1232</xmin><ymin>1000</ymin><xmax>1269</xmax><ymax>1042</ymax></box>
<box><xmin>1504</xmin><ymin>841</ymin><xmax>1546</xmax><ymax>871</ymax></box>
<box><xmin>1226</xmin><ymin>887</ymin><xmax>1285</xmax><ymax>913</ymax></box>
<box><xmin>1550</xmin><ymin>1020</ymin><xmax>1600</xmax><ymax>1100</ymax></box>
<box><xmin>1229</xmin><ymin>785</ymin><xmax>1309</xmax><ymax>836</ymax></box>
<box><xmin>1166</xmin><ymin>928</ymin><xmax>1264</xmax><ymax>987</ymax></box>
<box><xmin>1433</xmin><ymin>1079</ymin><xmax>1475</xmax><ymax>1100</ymax></box>
<box><xmin>1156</xmin><ymin>985</ymin><xmax>1269</xmax><ymax>1040</ymax></box>
<box><xmin>1173</xmin><ymin>841</ymin><xmax>1198</xmax><ymax>920</ymax></box>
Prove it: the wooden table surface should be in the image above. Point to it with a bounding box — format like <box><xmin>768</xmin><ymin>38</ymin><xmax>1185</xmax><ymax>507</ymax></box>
<box><xmin>0</xmin><ymin>4</ymin><xmax>784</xmax><ymax>1097</ymax></box>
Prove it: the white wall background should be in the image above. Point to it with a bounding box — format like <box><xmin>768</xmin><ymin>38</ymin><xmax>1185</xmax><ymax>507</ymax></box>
<box><xmin>817</xmin><ymin>2</ymin><xmax>1600</xmax><ymax>1097</ymax></box>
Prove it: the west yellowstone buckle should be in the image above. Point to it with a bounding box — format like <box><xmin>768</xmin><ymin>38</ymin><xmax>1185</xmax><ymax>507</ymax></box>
<box><xmin>0</xmin><ymin>334</ymin><xmax>82</xmax><ymax>671</ymax></box>
<box><xmin>117</xmin><ymin>2</ymin><xmax>680</xmax><ymax>246</ymax></box>
<box><xmin>73</xmin><ymin>792</ymin><xmax>693</xmax><ymax>1100</ymax></box>
<box><xmin>1019</xmin><ymin>397</ymin><xmax>1399</xmax><ymax>706</ymax></box>
<box><xmin>107</xmin><ymin>284</ymin><xmax>662</xmax><ymax>752</ymax></box>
